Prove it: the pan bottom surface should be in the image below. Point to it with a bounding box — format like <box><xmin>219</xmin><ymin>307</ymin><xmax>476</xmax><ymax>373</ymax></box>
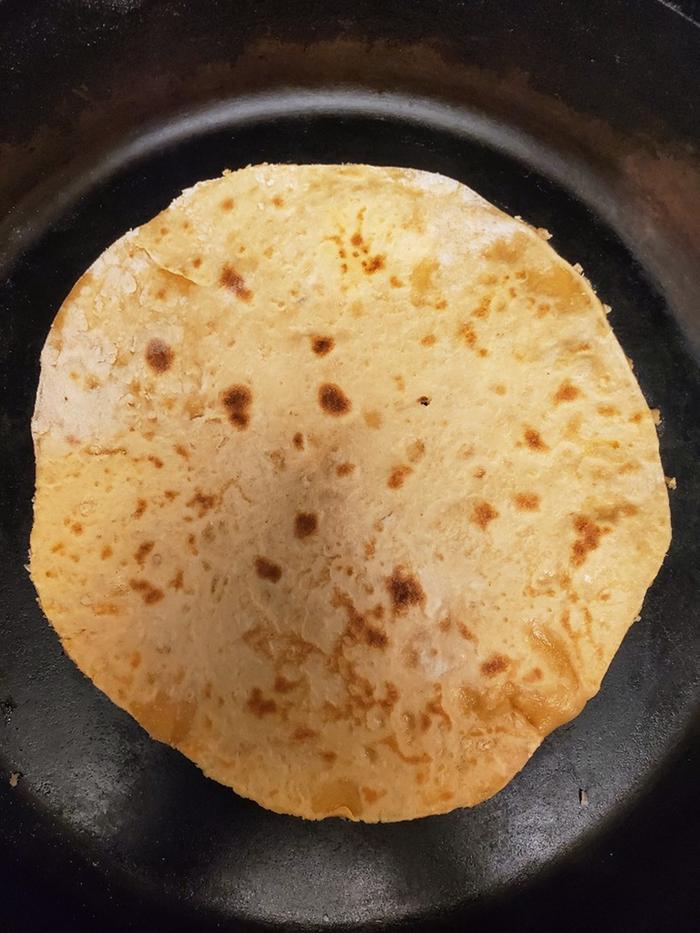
<box><xmin>1</xmin><ymin>89</ymin><xmax>698</xmax><ymax>931</ymax></box>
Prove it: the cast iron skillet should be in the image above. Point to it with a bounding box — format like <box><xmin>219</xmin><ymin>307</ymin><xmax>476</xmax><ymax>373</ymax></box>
<box><xmin>1</xmin><ymin>1</ymin><xmax>699</xmax><ymax>930</ymax></box>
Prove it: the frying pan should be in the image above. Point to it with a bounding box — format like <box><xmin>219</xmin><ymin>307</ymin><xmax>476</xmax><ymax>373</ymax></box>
<box><xmin>1</xmin><ymin>1</ymin><xmax>699</xmax><ymax>930</ymax></box>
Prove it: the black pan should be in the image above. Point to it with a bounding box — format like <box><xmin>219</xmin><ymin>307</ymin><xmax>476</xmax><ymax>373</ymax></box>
<box><xmin>1</xmin><ymin>2</ymin><xmax>699</xmax><ymax>930</ymax></box>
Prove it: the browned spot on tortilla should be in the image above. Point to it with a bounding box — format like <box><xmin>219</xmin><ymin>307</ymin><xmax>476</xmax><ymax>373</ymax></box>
<box><xmin>361</xmin><ymin>786</ymin><xmax>386</xmax><ymax>804</ymax></box>
<box><xmin>129</xmin><ymin>651</ymin><xmax>141</xmax><ymax>670</ymax></box>
<box><xmin>85</xmin><ymin>374</ymin><xmax>100</xmax><ymax>390</ymax></box>
<box><xmin>71</xmin><ymin>522</ymin><xmax>83</xmax><ymax>535</ymax></box>
<box><xmin>629</xmin><ymin>411</ymin><xmax>643</xmax><ymax>423</ymax></box>
<box><xmin>292</xmin><ymin>432</ymin><xmax>304</xmax><ymax>450</ymax></box>
<box><xmin>421</xmin><ymin>334</ymin><xmax>436</xmax><ymax>346</ymax></box>
<box><xmin>571</xmin><ymin>515</ymin><xmax>608</xmax><ymax>567</ymax></box>
<box><xmin>91</xmin><ymin>602</ymin><xmax>121</xmax><ymax>616</ymax></box>
<box><xmin>100</xmin><ymin>545</ymin><xmax>112</xmax><ymax>560</ymax></box>
<box><xmin>246</xmin><ymin>687</ymin><xmax>277</xmax><ymax>717</ymax></box>
<box><xmin>186</xmin><ymin>534</ymin><xmax>199</xmax><ymax>556</ymax></box>
<box><xmin>333</xmin><ymin>589</ymin><xmax>388</xmax><ymax>649</ymax></box>
<box><xmin>388</xmin><ymin>465</ymin><xmax>412</xmax><ymax>489</ymax></box>
<box><xmin>293</xmin><ymin>726</ymin><xmax>318</xmax><ymax>741</ymax></box>
<box><xmin>255</xmin><ymin>557</ymin><xmax>282</xmax><ymax>583</ymax></box>
<box><xmin>272</xmin><ymin>675</ymin><xmax>298</xmax><ymax>694</ymax></box>
<box><xmin>381</xmin><ymin>735</ymin><xmax>431</xmax><ymax>765</ymax></box>
<box><xmin>472</xmin><ymin>296</ymin><xmax>491</xmax><ymax>318</ymax></box>
<box><xmin>311</xmin><ymin>335</ymin><xmax>335</xmax><ymax>356</ymax></box>
<box><xmin>192</xmin><ymin>256</ymin><xmax>202</xmax><ymax>269</ymax></box>
<box><xmin>174</xmin><ymin>443</ymin><xmax>190</xmax><ymax>459</ymax></box>
<box><xmin>410</xmin><ymin>258</ymin><xmax>438</xmax><ymax>306</ymax></box>
<box><xmin>294</xmin><ymin>512</ymin><xmax>318</xmax><ymax>539</ymax></box>
<box><xmin>524</xmin><ymin>427</ymin><xmax>549</xmax><ymax>451</ymax></box>
<box><xmin>272</xmin><ymin>195</ymin><xmax>284</xmax><ymax>208</ymax></box>
<box><xmin>513</xmin><ymin>492</ymin><xmax>540</xmax><ymax>511</ymax></box>
<box><xmin>471</xmin><ymin>500</ymin><xmax>498</xmax><ymax>529</ymax></box>
<box><xmin>169</xmin><ymin>569</ymin><xmax>184</xmax><ymax>590</ymax></box>
<box><xmin>336</xmin><ymin>462</ymin><xmax>355</xmax><ymax>477</ymax></box>
<box><xmin>163</xmin><ymin>490</ymin><xmax>179</xmax><ymax>501</ymax></box>
<box><xmin>407</xmin><ymin>440</ymin><xmax>426</xmax><ymax>463</ymax></box>
<box><xmin>439</xmin><ymin>617</ymin><xmax>451</xmax><ymax>633</ymax></box>
<box><xmin>473</xmin><ymin>466</ymin><xmax>486</xmax><ymax>479</ymax></box>
<box><xmin>220</xmin><ymin>197</ymin><xmax>234</xmax><ymax>211</ymax></box>
<box><xmin>221</xmin><ymin>384</ymin><xmax>252</xmax><ymax>429</ymax></box>
<box><xmin>219</xmin><ymin>264</ymin><xmax>252</xmax><ymax>300</ymax></box>
<box><xmin>481</xmin><ymin>654</ymin><xmax>510</xmax><ymax>677</ymax></box>
<box><xmin>386</xmin><ymin>567</ymin><xmax>425</xmax><ymax>615</ymax></box>
<box><xmin>134</xmin><ymin>541</ymin><xmax>154</xmax><ymax>566</ymax></box>
<box><xmin>321</xmin><ymin>750</ymin><xmax>337</xmax><ymax>763</ymax></box>
<box><xmin>186</xmin><ymin>490</ymin><xmax>218</xmax><ymax>518</ymax></box>
<box><xmin>457</xmin><ymin>622</ymin><xmax>475</xmax><ymax>641</ymax></box>
<box><xmin>51</xmin><ymin>542</ymin><xmax>65</xmax><ymax>554</ymax></box>
<box><xmin>491</xmin><ymin>383</ymin><xmax>507</xmax><ymax>395</ymax></box>
<box><xmin>319</xmin><ymin>383</ymin><xmax>351</xmax><ymax>415</ymax></box>
<box><xmin>457</xmin><ymin>321</ymin><xmax>477</xmax><ymax>348</ymax></box>
<box><xmin>554</xmin><ymin>380</ymin><xmax>581</xmax><ymax>403</ymax></box>
<box><xmin>594</xmin><ymin>502</ymin><xmax>639</xmax><ymax>523</ymax></box>
<box><xmin>393</xmin><ymin>374</ymin><xmax>405</xmax><ymax>392</ymax></box>
<box><xmin>129</xmin><ymin>579</ymin><xmax>164</xmax><ymax>605</ymax></box>
<box><xmin>133</xmin><ymin>498</ymin><xmax>147</xmax><ymax>519</ymax></box>
<box><xmin>418</xmin><ymin>395</ymin><xmax>431</xmax><ymax>406</ymax></box>
<box><xmin>363</xmin><ymin>409</ymin><xmax>382</xmax><ymax>428</ymax></box>
<box><xmin>362</xmin><ymin>254</ymin><xmax>385</xmax><ymax>274</ymax></box>
<box><xmin>598</xmin><ymin>404</ymin><xmax>620</xmax><ymax>417</ymax></box>
<box><xmin>145</xmin><ymin>338</ymin><xmax>174</xmax><ymax>373</ymax></box>
<box><xmin>390</xmin><ymin>275</ymin><xmax>404</xmax><ymax>288</ymax></box>
<box><xmin>147</xmin><ymin>454</ymin><xmax>163</xmax><ymax>469</ymax></box>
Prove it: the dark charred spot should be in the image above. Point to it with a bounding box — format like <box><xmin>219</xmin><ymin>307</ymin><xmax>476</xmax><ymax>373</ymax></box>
<box><xmin>336</xmin><ymin>462</ymin><xmax>355</xmax><ymax>477</ymax></box>
<box><xmin>134</xmin><ymin>541</ymin><xmax>155</xmax><ymax>566</ymax></box>
<box><xmin>311</xmin><ymin>335</ymin><xmax>335</xmax><ymax>356</ymax></box>
<box><xmin>524</xmin><ymin>427</ymin><xmax>549</xmax><ymax>451</ymax></box>
<box><xmin>129</xmin><ymin>579</ymin><xmax>164</xmax><ymax>605</ymax></box>
<box><xmin>319</xmin><ymin>382</ymin><xmax>351</xmax><ymax>416</ymax></box>
<box><xmin>145</xmin><ymin>338</ymin><xmax>174</xmax><ymax>373</ymax></box>
<box><xmin>471</xmin><ymin>500</ymin><xmax>499</xmax><ymax>529</ymax></box>
<box><xmin>255</xmin><ymin>557</ymin><xmax>282</xmax><ymax>583</ymax></box>
<box><xmin>220</xmin><ymin>197</ymin><xmax>234</xmax><ymax>211</ymax></box>
<box><xmin>418</xmin><ymin>396</ymin><xmax>431</xmax><ymax>406</ymax></box>
<box><xmin>219</xmin><ymin>264</ymin><xmax>252</xmax><ymax>301</ymax></box>
<box><xmin>386</xmin><ymin>567</ymin><xmax>425</xmax><ymax>615</ymax></box>
<box><xmin>554</xmin><ymin>380</ymin><xmax>581</xmax><ymax>403</ymax></box>
<box><xmin>246</xmin><ymin>687</ymin><xmax>277</xmax><ymax>717</ymax></box>
<box><xmin>294</xmin><ymin>511</ymin><xmax>318</xmax><ymax>539</ymax></box>
<box><xmin>133</xmin><ymin>498</ymin><xmax>147</xmax><ymax>518</ymax></box>
<box><xmin>481</xmin><ymin>654</ymin><xmax>509</xmax><ymax>677</ymax></box>
<box><xmin>513</xmin><ymin>492</ymin><xmax>540</xmax><ymax>511</ymax></box>
<box><xmin>388</xmin><ymin>465</ymin><xmax>412</xmax><ymax>489</ymax></box>
<box><xmin>221</xmin><ymin>384</ymin><xmax>252</xmax><ymax>429</ymax></box>
<box><xmin>292</xmin><ymin>432</ymin><xmax>305</xmax><ymax>450</ymax></box>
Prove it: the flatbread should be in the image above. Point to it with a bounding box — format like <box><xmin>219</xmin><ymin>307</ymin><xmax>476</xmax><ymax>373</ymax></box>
<box><xmin>30</xmin><ymin>164</ymin><xmax>670</xmax><ymax>821</ymax></box>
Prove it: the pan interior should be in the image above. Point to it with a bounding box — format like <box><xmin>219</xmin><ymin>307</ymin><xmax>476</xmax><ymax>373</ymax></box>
<box><xmin>1</xmin><ymin>90</ymin><xmax>698</xmax><ymax>929</ymax></box>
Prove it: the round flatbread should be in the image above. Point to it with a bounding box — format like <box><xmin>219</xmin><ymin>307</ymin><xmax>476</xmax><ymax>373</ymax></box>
<box><xmin>30</xmin><ymin>164</ymin><xmax>670</xmax><ymax>821</ymax></box>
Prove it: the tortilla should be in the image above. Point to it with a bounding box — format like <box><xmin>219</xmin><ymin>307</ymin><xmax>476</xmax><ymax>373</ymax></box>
<box><xmin>30</xmin><ymin>164</ymin><xmax>671</xmax><ymax>821</ymax></box>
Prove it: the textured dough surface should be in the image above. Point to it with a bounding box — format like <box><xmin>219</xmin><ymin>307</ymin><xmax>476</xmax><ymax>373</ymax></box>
<box><xmin>30</xmin><ymin>164</ymin><xmax>670</xmax><ymax>821</ymax></box>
